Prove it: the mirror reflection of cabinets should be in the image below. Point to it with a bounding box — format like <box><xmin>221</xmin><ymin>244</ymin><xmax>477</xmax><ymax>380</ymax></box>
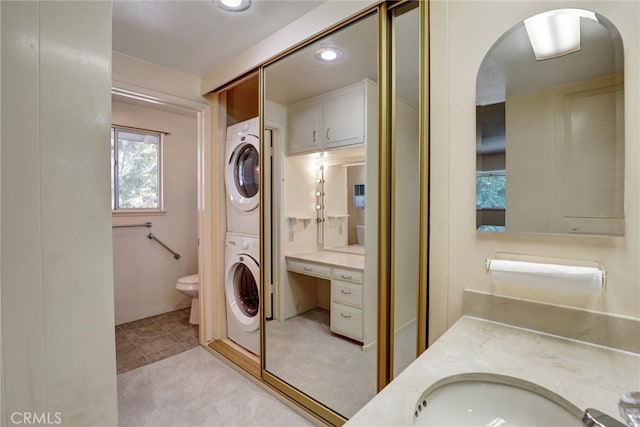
<box><xmin>264</xmin><ymin>12</ymin><xmax>380</xmax><ymax>420</ymax></box>
<box><xmin>261</xmin><ymin>2</ymin><xmax>427</xmax><ymax>422</ymax></box>
<box><xmin>476</xmin><ymin>9</ymin><xmax>625</xmax><ymax>236</ymax></box>
<box><xmin>287</xmin><ymin>81</ymin><xmax>373</xmax><ymax>155</ymax></box>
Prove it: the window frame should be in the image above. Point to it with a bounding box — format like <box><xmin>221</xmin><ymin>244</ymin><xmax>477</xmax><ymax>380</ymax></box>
<box><xmin>111</xmin><ymin>125</ymin><xmax>165</xmax><ymax>216</ymax></box>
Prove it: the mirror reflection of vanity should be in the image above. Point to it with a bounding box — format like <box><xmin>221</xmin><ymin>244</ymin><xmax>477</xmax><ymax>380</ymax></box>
<box><xmin>260</xmin><ymin>2</ymin><xmax>424</xmax><ymax>421</ymax></box>
<box><xmin>476</xmin><ymin>9</ymin><xmax>625</xmax><ymax>236</ymax></box>
<box><xmin>264</xmin><ymin>13</ymin><xmax>379</xmax><ymax>419</ymax></box>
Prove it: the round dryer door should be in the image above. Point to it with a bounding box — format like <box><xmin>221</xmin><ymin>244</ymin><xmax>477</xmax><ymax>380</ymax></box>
<box><xmin>225</xmin><ymin>136</ymin><xmax>259</xmax><ymax>212</ymax></box>
<box><xmin>225</xmin><ymin>254</ymin><xmax>260</xmax><ymax>332</ymax></box>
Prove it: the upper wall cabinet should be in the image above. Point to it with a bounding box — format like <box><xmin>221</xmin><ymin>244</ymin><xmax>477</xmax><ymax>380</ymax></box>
<box><xmin>287</xmin><ymin>102</ymin><xmax>323</xmax><ymax>153</ymax></box>
<box><xmin>287</xmin><ymin>80</ymin><xmax>373</xmax><ymax>155</ymax></box>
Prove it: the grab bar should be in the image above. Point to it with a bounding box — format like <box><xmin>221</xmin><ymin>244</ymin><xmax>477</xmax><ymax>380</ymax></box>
<box><xmin>113</xmin><ymin>222</ymin><xmax>152</xmax><ymax>228</ymax></box>
<box><xmin>147</xmin><ymin>233</ymin><xmax>181</xmax><ymax>260</ymax></box>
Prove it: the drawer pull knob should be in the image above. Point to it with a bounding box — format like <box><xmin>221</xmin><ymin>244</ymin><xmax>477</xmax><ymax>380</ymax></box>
<box><xmin>340</xmin><ymin>313</ymin><xmax>352</xmax><ymax>319</ymax></box>
<box><xmin>303</xmin><ymin>267</ymin><xmax>312</xmax><ymax>271</ymax></box>
<box><xmin>341</xmin><ymin>274</ymin><xmax>352</xmax><ymax>279</ymax></box>
<box><xmin>341</xmin><ymin>290</ymin><xmax>352</xmax><ymax>295</ymax></box>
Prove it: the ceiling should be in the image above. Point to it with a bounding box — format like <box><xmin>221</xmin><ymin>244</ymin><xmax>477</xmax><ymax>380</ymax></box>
<box><xmin>265</xmin><ymin>7</ymin><xmax>420</xmax><ymax>108</ymax></box>
<box><xmin>264</xmin><ymin>12</ymin><xmax>378</xmax><ymax>106</ymax></box>
<box><xmin>112</xmin><ymin>0</ymin><xmax>326</xmax><ymax>77</ymax></box>
<box><xmin>113</xmin><ymin>1</ymin><xmax>421</xmax><ymax>108</ymax></box>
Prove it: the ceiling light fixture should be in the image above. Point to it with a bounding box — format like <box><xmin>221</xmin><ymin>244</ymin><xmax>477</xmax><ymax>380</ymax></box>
<box><xmin>313</xmin><ymin>46</ymin><xmax>344</xmax><ymax>63</ymax></box>
<box><xmin>524</xmin><ymin>9</ymin><xmax>598</xmax><ymax>61</ymax></box>
<box><xmin>215</xmin><ymin>0</ymin><xmax>251</xmax><ymax>12</ymax></box>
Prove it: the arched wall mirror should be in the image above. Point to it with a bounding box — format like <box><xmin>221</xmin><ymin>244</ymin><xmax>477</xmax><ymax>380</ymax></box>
<box><xmin>475</xmin><ymin>9</ymin><xmax>625</xmax><ymax>236</ymax></box>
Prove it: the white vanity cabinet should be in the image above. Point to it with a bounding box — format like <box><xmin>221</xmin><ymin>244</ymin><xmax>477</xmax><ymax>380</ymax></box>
<box><xmin>287</xmin><ymin>80</ymin><xmax>373</xmax><ymax>155</ymax></box>
<box><xmin>285</xmin><ymin>253</ymin><xmax>366</xmax><ymax>343</ymax></box>
<box><xmin>330</xmin><ymin>267</ymin><xmax>364</xmax><ymax>341</ymax></box>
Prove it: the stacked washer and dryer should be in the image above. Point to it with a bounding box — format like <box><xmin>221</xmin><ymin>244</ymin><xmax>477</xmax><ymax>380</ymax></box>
<box><xmin>224</xmin><ymin>117</ymin><xmax>261</xmax><ymax>355</ymax></box>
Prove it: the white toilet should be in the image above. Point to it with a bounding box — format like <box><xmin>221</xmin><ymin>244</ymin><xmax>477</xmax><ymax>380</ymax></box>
<box><xmin>176</xmin><ymin>274</ymin><xmax>200</xmax><ymax>325</ymax></box>
<box><xmin>356</xmin><ymin>224</ymin><xmax>365</xmax><ymax>245</ymax></box>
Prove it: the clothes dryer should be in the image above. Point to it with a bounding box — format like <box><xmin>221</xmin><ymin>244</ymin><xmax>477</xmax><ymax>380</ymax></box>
<box><xmin>225</xmin><ymin>232</ymin><xmax>260</xmax><ymax>355</ymax></box>
<box><xmin>225</xmin><ymin>117</ymin><xmax>259</xmax><ymax>236</ymax></box>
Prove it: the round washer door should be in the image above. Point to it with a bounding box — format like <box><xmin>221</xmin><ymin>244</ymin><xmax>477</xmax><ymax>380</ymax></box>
<box><xmin>225</xmin><ymin>136</ymin><xmax>259</xmax><ymax>212</ymax></box>
<box><xmin>225</xmin><ymin>254</ymin><xmax>260</xmax><ymax>332</ymax></box>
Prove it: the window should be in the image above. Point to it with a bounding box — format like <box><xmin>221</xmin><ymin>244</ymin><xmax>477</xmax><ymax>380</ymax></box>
<box><xmin>476</xmin><ymin>170</ymin><xmax>505</xmax><ymax>209</ymax></box>
<box><xmin>476</xmin><ymin>170</ymin><xmax>506</xmax><ymax>231</ymax></box>
<box><xmin>111</xmin><ymin>126</ymin><xmax>163</xmax><ymax>212</ymax></box>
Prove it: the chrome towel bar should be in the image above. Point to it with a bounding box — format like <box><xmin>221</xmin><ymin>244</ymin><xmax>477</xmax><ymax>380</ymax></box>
<box><xmin>112</xmin><ymin>222</ymin><xmax>152</xmax><ymax>228</ymax></box>
<box><xmin>147</xmin><ymin>233</ymin><xmax>181</xmax><ymax>260</ymax></box>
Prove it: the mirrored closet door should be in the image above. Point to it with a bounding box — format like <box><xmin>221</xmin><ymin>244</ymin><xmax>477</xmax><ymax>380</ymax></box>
<box><xmin>259</xmin><ymin>1</ymin><xmax>428</xmax><ymax>423</ymax></box>
<box><xmin>263</xmin><ymin>11</ymin><xmax>379</xmax><ymax>420</ymax></box>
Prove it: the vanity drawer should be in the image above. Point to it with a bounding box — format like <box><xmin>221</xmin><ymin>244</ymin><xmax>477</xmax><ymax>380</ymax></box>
<box><xmin>331</xmin><ymin>280</ymin><xmax>362</xmax><ymax>308</ymax></box>
<box><xmin>287</xmin><ymin>259</ymin><xmax>331</xmax><ymax>279</ymax></box>
<box><xmin>331</xmin><ymin>267</ymin><xmax>363</xmax><ymax>284</ymax></box>
<box><xmin>330</xmin><ymin>303</ymin><xmax>363</xmax><ymax>341</ymax></box>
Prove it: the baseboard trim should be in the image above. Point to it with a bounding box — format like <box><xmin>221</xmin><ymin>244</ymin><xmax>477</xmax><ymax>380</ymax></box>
<box><xmin>115</xmin><ymin>301</ymin><xmax>191</xmax><ymax>325</ymax></box>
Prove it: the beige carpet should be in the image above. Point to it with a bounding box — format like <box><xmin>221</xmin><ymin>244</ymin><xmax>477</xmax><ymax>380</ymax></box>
<box><xmin>118</xmin><ymin>346</ymin><xmax>313</xmax><ymax>427</ymax></box>
<box><xmin>265</xmin><ymin>309</ymin><xmax>418</xmax><ymax>419</ymax></box>
<box><xmin>265</xmin><ymin>310</ymin><xmax>377</xmax><ymax>419</ymax></box>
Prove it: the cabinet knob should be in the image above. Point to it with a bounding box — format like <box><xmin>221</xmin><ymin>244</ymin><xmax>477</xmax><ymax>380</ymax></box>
<box><xmin>340</xmin><ymin>313</ymin><xmax>352</xmax><ymax>319</ymax></box>
<box><xmin>341</xmin><ymin>274</ymin><xmax>352</xmax><ymax>279</ymax></box>
<box><xmin>312</xmin><ymin>130</ymin><xmax>316</xmax><ymax>143</ymax></box>
<box><xmin>341</xmin><ymin>290</ymin><xmax>352</xmax><ymax>295</ymax></box>
<box><xmin>326</xmin><ymin>128</ymin><xmax>331</xmax><ymax>140</ymax></box>
<box><xmin>303</xmin><ymin>266</ymin><xmax>312</xmax><ymax>271</ymax></box>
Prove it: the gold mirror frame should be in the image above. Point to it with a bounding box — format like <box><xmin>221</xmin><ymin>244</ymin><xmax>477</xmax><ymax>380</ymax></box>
<box><xmin>253</xmin><ymin>1</ymin><xmax>430</xmax><ymax>424</ymax></box>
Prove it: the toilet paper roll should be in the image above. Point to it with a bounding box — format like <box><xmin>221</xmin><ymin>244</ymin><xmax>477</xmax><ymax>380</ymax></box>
<box><xmin>488</xmin><ymin>259</ymin><xmax>604</xmax><ymax>293</ymax></box>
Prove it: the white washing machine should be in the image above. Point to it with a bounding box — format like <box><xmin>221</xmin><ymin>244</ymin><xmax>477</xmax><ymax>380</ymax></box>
<box><xmin>225</xmin><ymin>117</ymin><xmax>260</xmax><ymax>236</ymax></box>
<box><xmin>225</xmin><ymin>232</ymin><xmax>260</xmax><ymax>355</ymax></box>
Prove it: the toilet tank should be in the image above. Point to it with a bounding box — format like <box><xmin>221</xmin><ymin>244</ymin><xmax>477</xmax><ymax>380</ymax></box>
<box><xmin>356</xmin><ymin>225</ymin><xmax>365</xmax><ymax>245</ymax></box>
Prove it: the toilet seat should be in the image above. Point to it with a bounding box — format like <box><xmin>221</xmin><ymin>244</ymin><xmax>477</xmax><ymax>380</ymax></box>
<box><xmin>177</xmin><ymin>274</ymin><xmax>199</xmax><ymax>291</ymax></box>
<box><xmin>176</xmin><ymin>274</ymin><xmax>200</xmax><ymax>324</ymax></box>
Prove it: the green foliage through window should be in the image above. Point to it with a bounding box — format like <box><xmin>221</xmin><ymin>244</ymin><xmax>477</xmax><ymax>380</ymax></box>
<box><xmin>476</xmin><ymin>172</ymin><xmax>505</xmax><ymax>209</ymax></box>
<box><xmin>111</xmin><ymin>127</ymin><xmax>162</xmax><ymax>210</ymax></box>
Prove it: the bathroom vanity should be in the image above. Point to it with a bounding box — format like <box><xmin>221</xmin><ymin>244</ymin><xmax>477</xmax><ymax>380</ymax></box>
<box><xmin>346</xmin><ymin>315</ymin><xmax>639</xmax><ymax>426</ymax></box>
<box><xmin>286</xmin><ymin>250</ymin><xmax>367</xmax><ymax>342</ymax></box>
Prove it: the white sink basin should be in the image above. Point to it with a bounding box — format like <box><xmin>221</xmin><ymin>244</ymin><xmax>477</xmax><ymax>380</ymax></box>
<box><xmin>413</xmin><ymin>374</ymin><xmax>581</xmax><ymax>426</ymax></box>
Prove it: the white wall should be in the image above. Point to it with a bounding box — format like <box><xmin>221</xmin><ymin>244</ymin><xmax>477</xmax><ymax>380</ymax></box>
<box><xmin>1</xmin><ymin>1</ymin><xmax>118</xmax><ymax>424</ymax></box>
<box><xmin>430</xmin><ymin>0</ymin><xmax>640</xmax><ymax>343</ymax></box>
<box><xmin>347</xmin><ymin>165</ymin><xmax>366</xmax><ymax>244</ymax></box>
<box><xmin>506</xmin><ymin>76</ymin><xmax>624</xmax><ymax>234</ymax></box>
<box><xmin>112</xmin><ymin>101</ymin><xmax>198</xmax><ymax>325</ymax></box>
<box><xmin>113</xmin><ymin>51</ymin><xmax>205</xmax><ymax>103</ymax></box>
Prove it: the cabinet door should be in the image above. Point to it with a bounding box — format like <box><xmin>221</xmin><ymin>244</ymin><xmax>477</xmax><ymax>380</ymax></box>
<box><xmin>287</xmin><ymin>102</ymin><xmax>322</xmax><ymax>155</ymax></box>
<box><xmin>323</xmin><ymin>84</ymin><xmax>365</xmax><ymax>149</ymax></box>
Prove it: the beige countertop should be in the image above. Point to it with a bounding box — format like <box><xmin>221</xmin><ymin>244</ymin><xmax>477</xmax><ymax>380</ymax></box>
<box><xmin>347</xmin><ymin>316</ymin><xmax>640</xmax><ymax>426</ymax></box>
<box><xmin>286</xmin><ymin>249</ymin><xmax>365</xmax><ymax>271</ymax></box>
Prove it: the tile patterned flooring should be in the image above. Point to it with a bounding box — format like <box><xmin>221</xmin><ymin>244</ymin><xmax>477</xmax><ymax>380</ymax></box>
<box><xmin>115</xmin><ymin>308</ymin><xmax>199</xmax><ymax>374</ymax></box>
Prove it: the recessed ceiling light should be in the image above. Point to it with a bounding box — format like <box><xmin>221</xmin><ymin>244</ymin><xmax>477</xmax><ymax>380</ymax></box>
<box><xmin>313</xmin><ymin>46</ymin><xmax>344</xmax><ymax>63</ymax></box>
<box><xmin>215</xmin><ymin>0</ymin><xmax>251</xmax><ymax>12</ymax></box>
